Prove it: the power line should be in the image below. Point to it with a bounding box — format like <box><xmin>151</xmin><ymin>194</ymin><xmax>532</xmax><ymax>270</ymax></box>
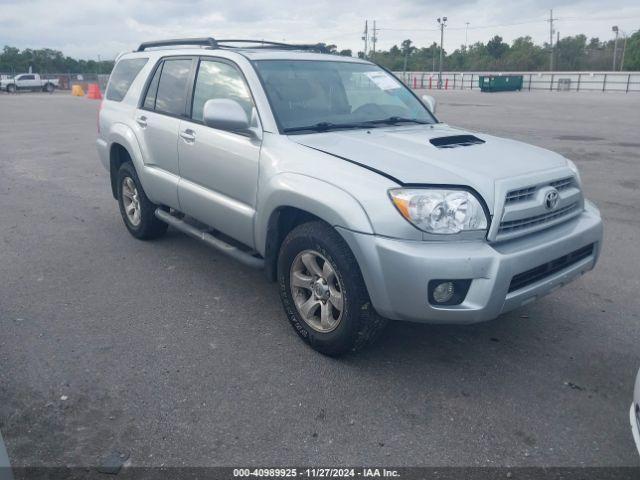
<box><xmin>372</xmin><ymin>20</ymin><xmax>379</xmax><ymax>56</ymax></box>
<box><xmin>377</xmin><ymin>15</ymin><xmax>640</xmax><ymax>33</ymax></box>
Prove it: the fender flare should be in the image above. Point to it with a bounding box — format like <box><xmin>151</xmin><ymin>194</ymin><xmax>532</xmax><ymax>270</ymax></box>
<box><xmin>107</xmin><ymin>123</ymin><xmax>153</xmax><ymax>195</ymax></box>
<box><xmin>255</xmin><ymin>172</ymin><xmax>374</xmax><ymax>258</ymax></box>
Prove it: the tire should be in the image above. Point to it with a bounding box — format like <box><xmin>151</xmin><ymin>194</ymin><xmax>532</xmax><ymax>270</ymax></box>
<box><xmin>44</xmin><ymin>83</ymin><xmax>54</xmax><ymax>93</ymax></box>
<box><xmin>7</xmin><ymin>84</ymin><xmax>16</xmax><ymax>94</ymax></box>
<box><xmin>116</xmin><ymin>162</ymin><xmax>168</xmax><ymax>240</ymax></box>
<box><xmin>278</xmin><ymin>221</ymin><xmax>387</xmax><ymax>356</ymax></box>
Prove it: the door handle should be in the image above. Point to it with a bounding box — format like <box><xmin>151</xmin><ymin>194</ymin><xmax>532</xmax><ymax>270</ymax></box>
<box><xmin>136</xmin><ymin>115</ymin><xmax>147</xmax><ymax>128</ymax></box>
<box><xmin>179</xmin><ymin>129</ymin><xmax>196</xmax><ymax>143</ymax></box>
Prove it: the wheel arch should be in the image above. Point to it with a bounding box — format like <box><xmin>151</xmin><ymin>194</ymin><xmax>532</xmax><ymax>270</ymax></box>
<box><xmin>257</xmin><ymin>173</ymin><xmax>374</xmax><ymax>282</ymax></box>
<box><xmin>107</xmin><ymin>124</ymin><xmax>147</xmax><ymax>199</ymax></box>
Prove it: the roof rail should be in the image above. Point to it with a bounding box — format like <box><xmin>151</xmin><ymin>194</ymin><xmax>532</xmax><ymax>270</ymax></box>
<box><xmin>136</xmin><ymin>37</ymin><xmax>218</xmax><ymax>52</ymax></box>
<box><xmin>216</xmin><ymin>39</ymin><xmax>330</xmax><ymax>53</ymax></box>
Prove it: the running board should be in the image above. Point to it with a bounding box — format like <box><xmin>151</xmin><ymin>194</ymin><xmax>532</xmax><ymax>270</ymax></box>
<box><xmin>154</xmin><ymin>209</ymin><xmax>264</xmax><ymax>269</ymax></box>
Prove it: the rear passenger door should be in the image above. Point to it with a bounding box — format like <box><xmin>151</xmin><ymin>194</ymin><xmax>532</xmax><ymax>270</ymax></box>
<box><xmin>177</xmin><ymin>57</ymin><xmax>262</xmax><ymax>248</ymax></box>
<box><xmin>135</xmin><ymin>56</ymin><xmax>196</xmax><ymax>209</ymax></box>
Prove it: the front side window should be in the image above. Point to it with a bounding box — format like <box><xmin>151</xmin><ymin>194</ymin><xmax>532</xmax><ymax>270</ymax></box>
<box><xmin>154</xmin><ymin>59</ymin><xmax>192</xmax><ymax>116</ymax></box>
<box><xmin>191</xmin><ymin>60</ymin><xmax>253</xmax><ymax>122</ymax></box>
<box><xmin>106</xmin><ymin>58</ymin><xmax>148</xmax><ymax>102</ymax></box>
<box><xmin>253</xmin><ymin>60</ymin><xmax>435</xmax><ymax>133</ymax></box>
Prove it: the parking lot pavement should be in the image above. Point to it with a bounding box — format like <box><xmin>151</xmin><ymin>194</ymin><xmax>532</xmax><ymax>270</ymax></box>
<box><xmin>0</xmin><ymin>91</ymin><xmax>639</xmax><ymax>468</ymax></box>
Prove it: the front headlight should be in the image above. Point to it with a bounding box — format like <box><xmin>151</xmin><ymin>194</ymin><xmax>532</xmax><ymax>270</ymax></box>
<box><xmin>389</xmin><ymin>188</ymin><xmax>488</xmax><ymax>234</ymax></box>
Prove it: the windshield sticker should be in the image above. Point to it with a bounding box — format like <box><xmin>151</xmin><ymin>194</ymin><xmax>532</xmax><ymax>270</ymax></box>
<box><xmin>365</xmin><ymin>71</ymin><xmax>402</xmax><ymax>90</ymax></box>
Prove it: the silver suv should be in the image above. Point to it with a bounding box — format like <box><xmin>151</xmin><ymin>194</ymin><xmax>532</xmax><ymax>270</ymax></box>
<box><xmin>97</xmin><ymin>38</ymin><xmax>603</xmax><ymax>355</ymax></box>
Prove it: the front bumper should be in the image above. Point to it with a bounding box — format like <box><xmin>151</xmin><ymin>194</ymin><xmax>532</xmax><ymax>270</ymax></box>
<box><xmin>338</xmin><ymin>201</ymin><xmax>603</xmax><ymax>323</ymax></box>
<box><xmin>632</xmin><ymin>369</ymin><xmax>640</xmax><ymax>456</ymax></box>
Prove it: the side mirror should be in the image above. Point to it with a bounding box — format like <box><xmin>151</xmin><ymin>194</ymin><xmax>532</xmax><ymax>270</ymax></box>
<box><xmin>421</xmin><ymin>94</ymin><xmax>437</xmax><ymax>114</ymax></box>
<box><xmin>203</xmin><ymin>98</ymin><xmax>251</xmax><ymax>133</ymax></box>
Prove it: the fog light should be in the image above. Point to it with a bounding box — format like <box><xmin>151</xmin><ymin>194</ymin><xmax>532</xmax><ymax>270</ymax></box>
<box><xmin>428</xmin><ymin>279</ymin><xmax>472</xmax><ymax>306</ymax></box>
<box><xmin>433</xmin><ymin>281</ymin><xmax>455</xmax><ymax>303</ymax></box>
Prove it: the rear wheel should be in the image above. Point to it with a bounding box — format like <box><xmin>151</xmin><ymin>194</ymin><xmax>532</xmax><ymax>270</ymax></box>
<box><xmin>278</xmin><ymin>221</ymin><xmax>387</xmax><ymax>356</ymax></box>
<box><xmin>116</xmin><ymin>162</ymin><xmax>168</xmax><ymax>240</ymax></box>
<box><xmin>44</xmin><ymin>83</ymin><xmax>54</xmax><ymax>93</ymax></box>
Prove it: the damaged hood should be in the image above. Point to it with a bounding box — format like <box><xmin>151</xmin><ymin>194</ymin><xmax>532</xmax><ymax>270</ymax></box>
<box><xmin>290</xmin><ymin>123</ymin><xmax>570</xmax><ymax>209</ymax></box>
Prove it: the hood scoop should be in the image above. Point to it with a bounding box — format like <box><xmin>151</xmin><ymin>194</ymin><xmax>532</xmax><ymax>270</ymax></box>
<box><xmin>430</xmin><ymin>135</ymin><xmax>485</xmax><ymax>149</ymax></box>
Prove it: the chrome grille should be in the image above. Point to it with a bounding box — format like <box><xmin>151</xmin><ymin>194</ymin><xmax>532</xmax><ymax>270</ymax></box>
<box><xmin>550</xmin><ymin>177</ymin><xmax>575</xmax><ymax>191</ymax></box>
<box><xmin>505</xmin><ymin>186</ymin><xmax>536</xmax><ymax>204</ymax></box>
<box><xmin>505</xmin><ymin>177</ymin><xmax>575</xmax><ymax>204</ymax></box>
<box><xmin>499</xmin><ymin>202</ymin><xmax>580</xmax><ymax>236</ymax></box>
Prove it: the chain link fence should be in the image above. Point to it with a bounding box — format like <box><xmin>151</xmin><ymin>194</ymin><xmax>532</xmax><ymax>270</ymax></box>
<box><xmin>395</xmin><ymin>71</ymin><xmax>640</xmax><ymax>93</ymax></box>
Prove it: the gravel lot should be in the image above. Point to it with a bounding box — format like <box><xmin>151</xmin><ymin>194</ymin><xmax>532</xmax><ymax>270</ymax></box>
<box><xmin>0</xmin><ymin>90</ymin><xmax>639</xmax><ymax>469</ymax></box>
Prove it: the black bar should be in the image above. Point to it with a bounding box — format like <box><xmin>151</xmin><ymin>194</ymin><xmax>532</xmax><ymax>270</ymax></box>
<box><xmin>136</xmin><ymin>37</ymin><xmax>218</xmax><ymax>52</ymax></box>
<box><xmin>216</xmin><ymin>40</ymin><xmax>329</xmax><ymax>53</ymax></box>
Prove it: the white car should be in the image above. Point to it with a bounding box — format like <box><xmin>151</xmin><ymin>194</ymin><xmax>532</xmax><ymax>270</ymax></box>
<box><xmin>1</xmin><ymin>73</ymin><xmax>58</xmax><ymax>93</ymax></box>
<box><xmin>631</xmin><ymin>368</ymin><xmax>640</xmax><ymax>455</ymax></box>
<box><xmin>97</xmin><ymin>37</ymin><xmax>603</xmax><ymax>355</ymax></box>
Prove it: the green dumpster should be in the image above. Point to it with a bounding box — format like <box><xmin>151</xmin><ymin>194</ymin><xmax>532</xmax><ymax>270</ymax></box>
<box><xmin>479</xmin><ymin>75</ymin><xmax>523</xmax><ymax>92</ymax></box>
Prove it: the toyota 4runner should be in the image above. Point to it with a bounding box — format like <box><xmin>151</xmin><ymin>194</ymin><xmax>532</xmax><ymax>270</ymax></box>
<box><xmin>96</xmin><ymin>38</ymin><xmax>603</xmax><ymax>355</ymax></box>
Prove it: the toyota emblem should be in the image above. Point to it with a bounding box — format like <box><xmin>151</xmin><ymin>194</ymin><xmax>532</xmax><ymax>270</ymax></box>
<box><xmin>544</xmin><ymin>189</ymin><xmax>559</xmax><ymax>210</ymax></box>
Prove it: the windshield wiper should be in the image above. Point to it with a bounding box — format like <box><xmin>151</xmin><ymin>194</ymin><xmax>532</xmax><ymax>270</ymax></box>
<box><xmin>366</xmin><ymin>116</ymin><xmax>430</xmax><ymax>125</ymax></box>
<box><xmin>283</xmin><ymin>121</ymin><xmax>378</xmax><ymax>134</ymax></box>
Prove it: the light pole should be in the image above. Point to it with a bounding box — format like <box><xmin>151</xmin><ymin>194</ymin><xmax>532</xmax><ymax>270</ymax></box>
<box><xmin>612</xmin><ymin>25</ymin><xmax>619</xmax><ymax>71</ymax></box>
<box><xmin>437</xmin><ymin>16</ymin><xmax>447</xmax><ymax>89</ymax></box>
<box><xmin>465</xmin><ymin>22</ymin><xmax>470</xmax><ymax>49</ymax></box>
<box><xmin>620</xmin><ymin>31</ymin><xmax>628</xmax><ymax>71</ymax></box>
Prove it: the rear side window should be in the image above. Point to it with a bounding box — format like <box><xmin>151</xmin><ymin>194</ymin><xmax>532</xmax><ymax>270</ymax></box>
<box><xmin>142</xmin><ymin>63</ymin><xmax>163</xmax><ymax>110</ymax></box>
<box><xmin>106</xmin><ymin>58</ymin><xmax>148</xmax><ymax>102</ymax></box>
<box><xmin>154</xmin><ymin>59</ymin><xmax>192</xmax><ymax>116</ymax></box>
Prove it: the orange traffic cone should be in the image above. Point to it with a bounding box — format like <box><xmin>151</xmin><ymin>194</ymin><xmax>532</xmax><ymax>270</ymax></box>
<box><xmin>87</xmin><ymin>83</ymin><xmax>102</xmax><ymax>100</ymax></box>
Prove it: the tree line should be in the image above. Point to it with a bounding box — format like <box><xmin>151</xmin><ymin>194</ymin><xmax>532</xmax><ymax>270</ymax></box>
<box><xmin>2</xmin><ymin>29</ymin><xmax>638</xmax><ymax>75</ymax></box>
<box><xmin>0</xmin><ymin>46</ymin><xmax>114</xmax><ymax>75</ymax></box>
<box><xmin>325</xmin><ymin>30</ymin><xmax>640</xmax><ymax>71</ymax></box>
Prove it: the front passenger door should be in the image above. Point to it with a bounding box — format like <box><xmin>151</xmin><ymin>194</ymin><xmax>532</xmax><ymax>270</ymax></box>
<box><xmin>177</xmin><ymin>58</ymin><xmax>262</xmax><ymax>248</ymax></box>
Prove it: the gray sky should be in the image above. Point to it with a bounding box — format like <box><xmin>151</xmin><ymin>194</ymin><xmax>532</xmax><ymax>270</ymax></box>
<box><xmin>1</xmin><ymin>0</ymin><xmax>639</xmax><ymax>59</ymax></box>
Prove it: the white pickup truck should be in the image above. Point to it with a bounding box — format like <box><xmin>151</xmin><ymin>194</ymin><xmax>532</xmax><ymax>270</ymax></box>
<box><xmin>1</xmin><ymin>73</ymin><xmax>59</xmax><ymax>93</ymax></box>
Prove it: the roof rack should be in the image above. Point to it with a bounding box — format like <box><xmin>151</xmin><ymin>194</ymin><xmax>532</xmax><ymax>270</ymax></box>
<box><xmin>136</xmin><ymin>37</ymin><xmax>218</xmax><ymax>52</ymax></box>
<box><xmin>215</xmin><ymin>39</ymin><xmax>330</xmax><ymax>53</ymax></box>
<box><xmin>136</xmin><ymin>37</ymin><xmax>329</xmax><ymax>54</ymax></box>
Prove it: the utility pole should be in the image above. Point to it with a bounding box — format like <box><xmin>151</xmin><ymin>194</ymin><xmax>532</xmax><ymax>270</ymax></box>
<box><xmin>620</xmin><ymin>32</ymin><xmax>628</xmax><ymax>71</ymax></box>
<box><xmin>612</xmin><ymin>25</ymin><xmax>619</xmax><ymax>71</ymax></box>
<box><xmin>465</xmin><ymin>22</ymin><xmax>470</xmax><ymax>49</ymax></box>
<box><xmin>548</xmin><ymin>9</ymin><xmax>555</xmax><ymax>70</ymax></box>
<box><xmin>371</xmin><ymin>20</ymin><xmax>378</xmax><ymax>58</ymax></box>
<box><xmin>362</xmin><ymin>21</ymin><xmax>368</xmax><ymax>58</ymax></box>
<box><xmin>437</xmin><ymin>17</ymin><xmax>447</xmax><ymax>89</ymax></box>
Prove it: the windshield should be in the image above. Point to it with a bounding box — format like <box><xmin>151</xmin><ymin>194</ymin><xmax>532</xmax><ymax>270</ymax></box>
<box><xmin>253</xmin><ymin>60</ymin><xmax>436</xmax><ymax>133</ymax></box>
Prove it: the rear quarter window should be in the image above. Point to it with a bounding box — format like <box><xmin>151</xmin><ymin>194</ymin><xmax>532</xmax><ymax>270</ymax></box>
<box><xmin>106</xmin><ymin>58</ymin><xmax>148</xmax><ymax>102</ymax></box>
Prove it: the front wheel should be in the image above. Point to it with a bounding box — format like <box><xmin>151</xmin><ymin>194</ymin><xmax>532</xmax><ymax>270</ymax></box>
<box><xmin>116</xmin><ymin>162</ymin><xmax>168</xmax><ymax>240</ymax></box>
<box><xmin>278</xmin><ymin>221</ymin><xmax>387</xmax><ymax>356</ymax></box>
<box><xmin>7</xmin><ymin>84</ymin><xmax>16</xmax><ymax>94</ymax></box>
